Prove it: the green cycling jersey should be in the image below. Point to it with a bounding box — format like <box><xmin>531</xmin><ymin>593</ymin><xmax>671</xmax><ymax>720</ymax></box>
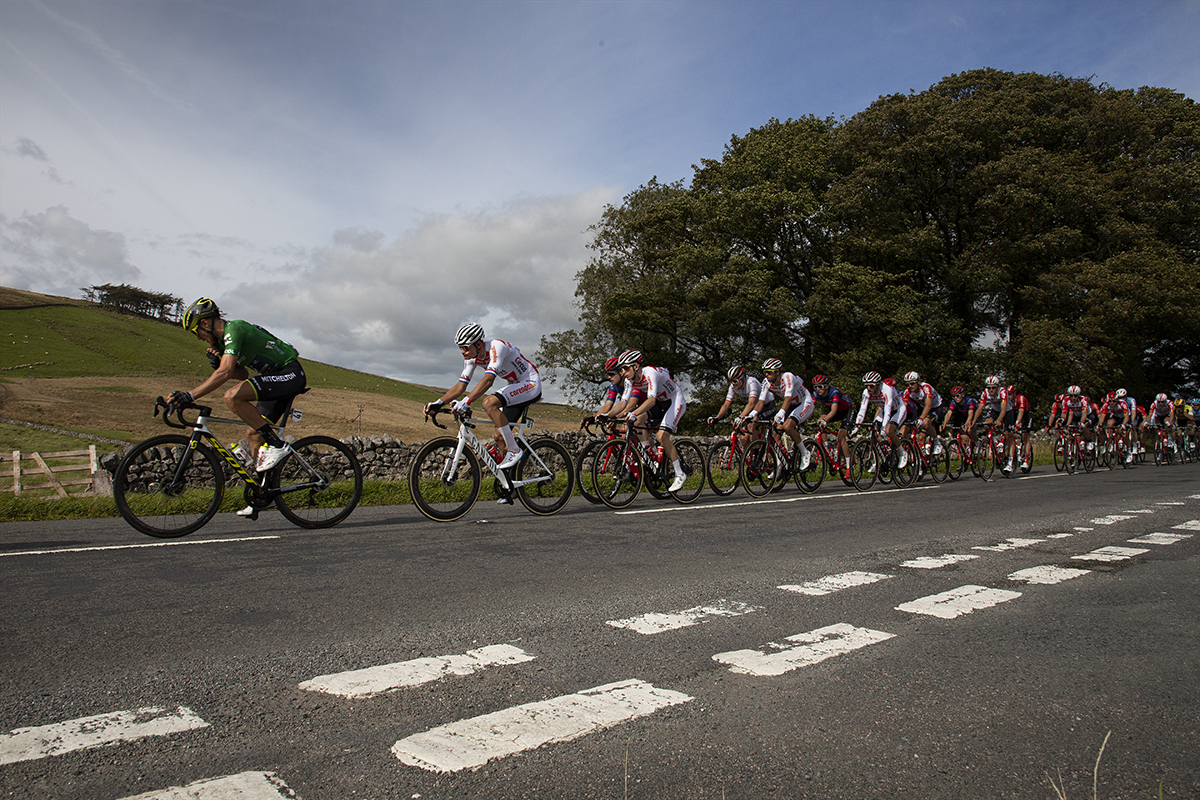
<box><xmin>220</xmin><ymin>319</ymin><xmax>299</xmax><ymax>373</ymax></box>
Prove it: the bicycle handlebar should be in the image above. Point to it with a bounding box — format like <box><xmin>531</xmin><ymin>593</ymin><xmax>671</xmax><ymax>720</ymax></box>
<box><xmin>154</xmin><ymin>396</ymin><xmax>212</xmax><ymax>429</ymax></box>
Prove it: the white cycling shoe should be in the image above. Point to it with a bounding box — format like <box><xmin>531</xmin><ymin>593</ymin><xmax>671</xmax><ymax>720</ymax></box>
<box><xmin>256</xmin><ymin>445</ymin><xmax>290</xmax><ymax>472</ymax></box>
<box><xmin>497</xmin><ymin>450</ymin><xmax>524</xmax><ymax>470</ymax></box>
<box><xmin>669</xmin><ymin>474</ymin><xmax>687</xmax><ymax>492</ymax></box>
<box><xmin>236</xmin><ymin>505</ymin><xmax>255</xmax><ymax>517</ymax></box>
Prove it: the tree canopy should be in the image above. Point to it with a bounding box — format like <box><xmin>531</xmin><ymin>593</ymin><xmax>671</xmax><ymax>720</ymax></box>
<box><xmin>538</xmin><ymin>69</ymin><xmax>1199</xmax><ymax>415</ymax></box>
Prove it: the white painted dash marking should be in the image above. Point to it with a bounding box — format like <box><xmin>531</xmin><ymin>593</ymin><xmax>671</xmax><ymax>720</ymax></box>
<box><xmin>300</xmin><ymin>644</ymin><xmax>535</xmax><ymax>697</ymax></box>
<box><xmin>712</xmin><ymin>623</ymin><xmax>895</xmax><ymax>676</ymax></box>
<box><xmin>777</xmin><ymin>571</ymin><xmax>893</xmax><ymax>596</ymax></box>
<box><xmin>1172</xmin><ymin>520</ymin><xmax>1200</xmax><ymax>531</ymax></box>
<box><xmin>1008</xmin><ymin>566</ymin><xmax>1092</xmax><ymax>585</ymax></box>
<box><xmin>1127</xmin><ymin>532</ymin><xmax>1193</xmax><ymax>546</ymax></box>
<box><xmin>118</xmin><ymin>771</ymin><xmax>294</xmax><ymax>800</ymax></box>
<box><xmin>896</xmin><ymin>585</ymin><xmax>1022</xmax><ymax>619</ymax></box>
<box><xmin>606</xmin><ymin>600</ymin><xmax>758</xmax><ymax>635</ymax></box>
<box><xmin>1124</xmin><ymin>509</ymin><xmax>1155</xmax><ymax>514</ymax></box>
<box><xmin>1072</xmin><ymin>546</ymin><xmax>1149</xmax><ymax>562</ymax></box>
<box><xmin>1074</xmin><ymin>527</ymin><xmax>1094</xmax><ymax>532</ymax></box>
<box><xmin>1155</xmin><ymin>502</ymin><xmax>1185</xmax><ymax>506</ymax></box>
<box><xmin>392</xmin><ymin>679</ymin><xmax>692</xmax><ymax>773</ymax></box>
<box><xmin>900</xmin><ymin>554</ymin><xmax>979</xmax><ymax>569</ymax></box>
<box><xmin>0</xmin><ymin>707</ymin><xmax>209</xmax><ymax>765</ymax></box>
<box><xmin>972</xmin><ymin>537</ymin><xmax>1044</xmax><ymax>552</ymax></box>
<box><xmin>1091</xmin><ymin>515</ymin><xmax>1134</xmax><ymax>525</ymax></box>
<box><xmin>1046</xmin><ymin>533</ymin><xmax>1074</xmax><ymax>539</ymax></box>
<box><xmin>1188</xmin><ymin>495</ymin><xmax>1200</xmax><ymax>500</ymax></box>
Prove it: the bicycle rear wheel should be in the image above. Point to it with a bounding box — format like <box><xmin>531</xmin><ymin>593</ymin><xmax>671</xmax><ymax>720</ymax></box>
<box><xmin>669</xmin><ymin>439</ymin><xmax>705</xmax><ymax>504</ymax></box>
<box><xmin>1052</xmin><ymin>435</ymin><xmax>1067</xmax><ymax>472</ymax></box>
<box><xmin>592</xmin><ymin>440</ymin><xmax>642</xmax><ymax>509</ymax></box>
<box><xmin>113</xmin><ymin>434</ymin><xmax>224</xmax><ymax>538</ymax></box>
<box><xmin>574</xmin><ymin>440</ymin><xmax>605</xmax><ymax>504</ymax></box>
<box><xmin>271</xmin><ymin>435</ymin><xmax>363</xmax><ymax>528</ymax></box>
<box><xmin>705</xmin><ymin>440</ymin><xmax>741</xmax><ymax>497</ymax></box>
<box><xmin>516</xmin><ymin>437</ymin><xmax>574</xmax><ymax>515</ymax></box>
<box><xmin>794</xmin><ymin>438</ymin><xmax>825</xmax><ymax>493</ymax></box>
<box><xmin>409</xmin><ymin>437</ymin><xmax>481</xmax><ymax>521</ymax></box>
<box><xmin>740</xmin><ymin>439</ymin><xmax>778</xmax><ymax>498</ymax></box>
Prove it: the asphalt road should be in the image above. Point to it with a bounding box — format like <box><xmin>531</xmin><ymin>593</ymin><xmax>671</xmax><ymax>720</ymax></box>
<box><xmin>1</xmin><ymin>461</ymin><xmax>1198</xmax><ymax>799</ymax></box>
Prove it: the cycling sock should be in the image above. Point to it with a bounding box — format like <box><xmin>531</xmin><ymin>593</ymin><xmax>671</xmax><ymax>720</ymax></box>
<box><xmin>257</xmin><ymin>424</ymin><xmax>285</xmax><ymax>448</ymax></box>
<box><xmin>499</xmin><ymin>424</ymin><xmax>518</xmax><ymax>453</ymax></box>
<box><xmin>673</xmin><ymin>459</ymin><xmax>683</xmax><ymax>477</ymax></box>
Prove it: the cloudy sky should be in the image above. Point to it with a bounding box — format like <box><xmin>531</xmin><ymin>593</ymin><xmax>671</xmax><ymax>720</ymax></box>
<box><xmin>2</xmin><ymin>0</ymin><xmax>1197</xmax><ymax>395</ymax></box>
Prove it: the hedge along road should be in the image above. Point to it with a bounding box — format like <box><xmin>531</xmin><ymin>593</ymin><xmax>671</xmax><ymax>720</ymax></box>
<box><xmin>1</xmin><ymin>462</ymin><xmax>1198</xmax><ymax>799</ymax></box>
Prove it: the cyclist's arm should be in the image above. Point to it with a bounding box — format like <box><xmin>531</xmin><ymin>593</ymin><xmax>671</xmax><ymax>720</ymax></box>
<box><xmin>186</xmin><ymin>353</ymin><xmax>244</xmax><ymax>401</ymax></box>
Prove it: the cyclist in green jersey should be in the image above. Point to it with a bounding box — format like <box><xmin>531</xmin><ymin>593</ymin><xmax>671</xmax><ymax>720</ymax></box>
<box><xmin>170</xmin><ymin>298</ymin><xmax>307</xmax><ymax>475</ymax></box>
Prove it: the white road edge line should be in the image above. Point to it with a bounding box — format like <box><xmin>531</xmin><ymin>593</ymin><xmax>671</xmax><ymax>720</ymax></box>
<box><xmin>0</xmin><ymin>706</ymin><xmax>209</xmax><ymax>765</ymax></box>
<box><xmin>392</xmin><ymin>679</ymin><xmax>693</xmax><ymax>773</ymax></box>
<box><xmin>0</xmin><ymin>536</ymin><xmax>281</xmax><ymax>557</ymax></box>
<box><xmin>616</xmin><ymin>484</ymin><xmax>938</xmax><ymax>514</ymax></box>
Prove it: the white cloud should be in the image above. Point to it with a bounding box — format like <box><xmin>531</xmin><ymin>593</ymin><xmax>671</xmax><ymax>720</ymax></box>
<box><xmin>219</xmin><ymin>186</ymin><xmax>617</xmax><ymax>390</ymax></box>
<box><xmin>0</xmin><ymin>205</ymin><xmax>141</xmax><ymax>295</ymax></box>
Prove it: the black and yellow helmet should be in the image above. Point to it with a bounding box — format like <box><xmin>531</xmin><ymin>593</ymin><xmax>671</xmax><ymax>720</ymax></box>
<box><xmin>182</xmin><ymin>297</ymin><xmax>219</xmax><ymax>332</ymax></box>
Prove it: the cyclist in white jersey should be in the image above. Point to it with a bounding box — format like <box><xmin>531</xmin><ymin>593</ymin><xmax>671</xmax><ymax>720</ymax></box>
<box><xmin>903</xmin><ymin>371</ymin><xmax>945</xmax><ymax>455</ymax></box>
<box><xmin>709</xmin><ymin>365</ymin><xmax>774</xmax><ymax>449</ymax></box>
<box><xmin>425</xmin><ymin>323</ymin><xmax>541</xmax><ymax>471</ymax></box>
<box><xmin>756</xmin><ymin>358</ymin><xmax>814</xmax><ymax>469</ymax></box>
<box><xmin>855</xmin><ymin>371</ymin><xmax>907</xmax><ymax>468</ymax></box>
<box><xmin>618</xmin><ymin>349</ymin><xmax>688</xmax><ymax>492</ymax></box>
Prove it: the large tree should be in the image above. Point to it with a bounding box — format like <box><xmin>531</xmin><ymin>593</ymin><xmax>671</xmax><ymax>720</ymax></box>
<box><xmin>540</xmin><ymin>70</ymin><xmax>1199</xmax><ymax>410</ymax></box>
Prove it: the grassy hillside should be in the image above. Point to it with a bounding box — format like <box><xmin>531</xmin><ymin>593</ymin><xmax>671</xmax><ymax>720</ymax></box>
<box><xmin>0</xmin><ymin>286</ymin><xmax>580</xmax><ymax>449</ymax></box>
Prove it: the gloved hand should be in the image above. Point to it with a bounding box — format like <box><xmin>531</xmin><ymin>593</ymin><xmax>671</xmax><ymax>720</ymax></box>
<box><xmin>169</xmin><ymin>390</ymin><xmax>193</xmax><ymax>406</ymax></box>
<box><xmin>774</xmin><ymin>410</ymin><xmax>786</xmax><ymax>424</ymax></box>
<box><xmin>206</xmin><ymin>350</ymin><xmax>221</xmax><ymax>370</ymax></box>
<box><xmin>747</xmin><ymin>410</ymin><xmax>758</xmax><ymax>419</ymax></box>
<box><xmin>423</xmin><ymin>400</ymin><xmax>444</xmax><ymax>416</ymax></box>
<box><xmin>626</xmin><ymin>412</ymin><xmax>638</xmax><ymax>422</ymax></box>
<box><xmin>451</xmin><ymin>399</ymin><xmax>471</xmax><ymax>414</ymax></box>
<box><xmin>706</xmin><ymin>416</ymin><xmax>717</xmax><ymax>425</ymax></box>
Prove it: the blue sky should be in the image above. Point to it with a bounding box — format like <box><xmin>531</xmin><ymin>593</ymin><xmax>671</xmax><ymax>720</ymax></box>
<box><xmin>2</xmin><ymin>0</ymin><xmax>1197</xmax><ymax>393</ymax></box>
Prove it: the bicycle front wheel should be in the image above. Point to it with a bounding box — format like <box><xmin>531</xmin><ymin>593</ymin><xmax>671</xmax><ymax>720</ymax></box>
<box><xmin>1052</xmin><ymin>435</ymin><xmax>1067</xmax><ymax>472</ymax></box>
<box><xmin>893</xmin><ymin>440</ymin><xmax>920</xmax><ymax>488</ymax></box>
<box><xmin>741</xmin><ymin>439</ymin><xmax>779</xmax><ymax>498</ymax></box>
<box><xmin>409</xmin><ymin>437</ymin><xmax>481</xmax><ymax>521</ymax></box>
<box><xmin>113</xmin><ymin>434</ymin><xmax>224</xmax><ymax>538</ymax></box>
<box><xmin>927</xmin><ymin>440</ymin><xmax>950</xmax><ymax>483</ymax></box>
<box><xmin>270</xmin><ymin>435</ymin><xmax>363</xmax><ymax>528</ymax></box>
<box><xmin>669</xmin><ymin>439</ymin><xmax>705</xmax><ymax>504</ymax></box>
<box><xmin>946</xmin><ymin>439</ymin><xmax>965</xmax><ymax>481</ymax></box>
<box><xmin>516</xmin><ymin>437</ymin><xmax>574</xmax><ymax>516</ymax></box>
<box><xmin>592</xmin><ymin>440</ymin><xmax>642</xmax><ymax>509</ymax></box>
<box><xmin>974</xmin><ymin>439</ymin><xmax>996</xmax><ymax>480</ymax></box>
<box><xmin>705</xmin><ymin>441</ymin><xmax>741</xmax><ymax>497</ymax></box>
<box><xmin>849</xmin><ymin>440</ymin><xmax>879</xmax><ymax>491</ymax></box>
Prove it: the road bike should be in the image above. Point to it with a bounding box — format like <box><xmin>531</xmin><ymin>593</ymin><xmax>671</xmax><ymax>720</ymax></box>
<box><xmin>1151</xmin><ymin>425</ymin><xmax>1178</xmax><ymax>466</ymax></box>
<box><xmin>972</xmin><ymin>423</ymin><xmax>1011</xmax><ymax>480</ymax></box>
<box><xmin>576</xmin><ymin>416</ymin><xmax>624</xmax><ymax>504</ymax></box>
<box><xmin>409</xmin><ymin>406</ymin><xmax>574</xmax><ymax>522</ymax></box>
<box><xmin>113</xmin><ymin>397</ymin><xmax>362</xmax><ymax>538</ymax></box>
<box><xmin>793</xmin><ymin>423</ymin><xmax>855</xmax><ymax>493</ymax></box>
<box><xmin>705</xmin><ymin>418</ymin><xmax>758</xmax><ymax>497</ymax></box>
<box><xmin>846</xmin><ymin>423</ymin><xmax>902</xmax><ymax>491</ymax></box>
<box><xmin>738</xmin><ymin>422</ymin><xmax>819</xmax><ymax>497</ymax></box>
<box><xmin>902</xmin><ymin>422</ymin><xmax>950</xmax><ymax>484</ymax></box>
<box><xmin>944</xmin><ymin>426</ymin><xmax>972</xmax><ymax>480</ymax></box>
<box><xmin>590</xmin><ymin>423</ymin><xmax>704</xmax><ymax>508</ymax></box>
<box><xmin>1062</xmin><ymin>425</ymin><xmax>1096</xmax><ymax>474</ymax></box>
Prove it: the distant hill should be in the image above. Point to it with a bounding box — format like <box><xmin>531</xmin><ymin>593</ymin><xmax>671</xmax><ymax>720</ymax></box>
<box><xmin>0</xmin><ymin>286</ymin><xmax>579</xmax><ymax>445</ymax></box>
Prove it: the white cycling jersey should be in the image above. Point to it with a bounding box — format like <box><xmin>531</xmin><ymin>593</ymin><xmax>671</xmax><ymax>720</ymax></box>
<box><xmin>726</xmin><ymin>375</ymin><xmax>766</xmax><ymax>404</ymax></box>
<box><xmin>623</xmin><ymin>365</ymin><xmax>683</xmax><ymax>404</ymax></box>
<box><xmin>458</xmin><ymin>339</ymin><xmax>541</xmax><ymax>404</ymax></box>
<box><xmin>907</xmin><ymin>381</ymin><xmax>943</xmax><ymax>411</ymax></box>
<box><xmin>856</xmin><ymin>383</ymin><xmax>902</xmax><ymax>426</ymax></box>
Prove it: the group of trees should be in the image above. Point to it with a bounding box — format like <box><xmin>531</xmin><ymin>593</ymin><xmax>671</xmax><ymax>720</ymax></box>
<box><xmin>82</xmin><ymin>284</ymin><xmax>183</xmax><ymax>323</ymax></box>
<box><xmin>537</xmin><ymin>69</ymin><xmax>1199</xmax><ymax>421</ymax></box>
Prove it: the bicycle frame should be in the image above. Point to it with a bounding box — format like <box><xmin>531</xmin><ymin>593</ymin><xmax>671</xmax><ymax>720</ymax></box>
<box><xmin>438</xmin><ymin>410</ymin><xmax>555</xmax><ymax>494</ymax></box>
